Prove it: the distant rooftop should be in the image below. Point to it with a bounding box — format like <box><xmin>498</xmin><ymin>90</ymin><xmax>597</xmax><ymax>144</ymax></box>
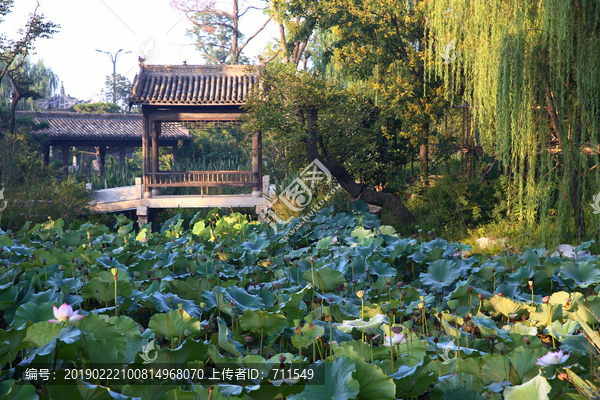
<box><xmin>128</xmin><ymin>64</ymin><xmax>258</xmax><ymax>106</ymax></box>
<box><xmin>34</xmin><ymin>82</ymin><xmax>84</xmax><ymax>111</ymax></box>
<box><xmin>16</xmin><ymin>111</ymin><xmax>190</xmax><ymax>140</ymax></box>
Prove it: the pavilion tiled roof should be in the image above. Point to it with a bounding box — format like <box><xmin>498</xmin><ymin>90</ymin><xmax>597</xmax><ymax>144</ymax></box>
<box><xmin>128</xmin><ymin>64</ymin><xmax>258</xmax><ymax>106</ymax></box>
<box><xmin>16</xmin><ymin>111</ymin><xmax>190</xmax><ymax>140</ymax></box>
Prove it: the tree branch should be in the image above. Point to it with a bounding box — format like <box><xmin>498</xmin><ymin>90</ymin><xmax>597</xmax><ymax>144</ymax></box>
<box><xmin>238</xmin><ymin>17</ymin><xmax>272</xmax><ymax>54</ymax></box>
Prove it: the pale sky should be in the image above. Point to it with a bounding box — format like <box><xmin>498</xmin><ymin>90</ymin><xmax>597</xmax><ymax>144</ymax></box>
<box><xmin>4</xmin><ymin>0</ymin><xmax>277</xmax><ymax>102</ymax></box>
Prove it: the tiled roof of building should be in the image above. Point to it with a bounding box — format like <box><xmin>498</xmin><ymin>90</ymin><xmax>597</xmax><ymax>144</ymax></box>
<box><xmin>128</xmin><ymin>64</ymin><xmax>258</xmax><ymax>106</ymax></box>
<box><xmin>16</xmin><ymin>111</ymin><xmax>190</xmax><ymax>140</ymax></box>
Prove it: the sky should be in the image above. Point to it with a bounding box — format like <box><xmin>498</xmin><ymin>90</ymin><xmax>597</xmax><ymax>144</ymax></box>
<box><xmin>4</xmin><ymin>0</ymin><xmax>278</xmax><ymax>102</ymax></box>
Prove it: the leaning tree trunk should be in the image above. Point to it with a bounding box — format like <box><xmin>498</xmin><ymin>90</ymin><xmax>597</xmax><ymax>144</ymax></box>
<box><xmin>301</xmin><ymin>108</ymin><xmax>416</xmax><ymax>225</ymax></box>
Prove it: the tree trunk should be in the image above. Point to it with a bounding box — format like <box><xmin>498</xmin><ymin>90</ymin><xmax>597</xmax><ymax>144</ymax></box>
<box><xmin>420</xmin><ymin>124</ymin><xmax>429</xmax><ymax>182</ymax></box>
<box><xmin>301</xmin><ymin>108</ymin><xmax>416</xmax><ymax>225</ymax></box>
<box><xmin>8</xmin><ymin>72</ymin><xmax>20</xmax><ymax>135</ymax></box>
<box><xmin>232</xmin><ymin>0</ymin><xmax>239</xmax><ymax>63</ymax></box>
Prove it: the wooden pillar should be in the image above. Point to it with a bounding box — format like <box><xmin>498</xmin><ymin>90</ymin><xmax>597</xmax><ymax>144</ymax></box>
<box><xmin>43</xmin><ymin>145</ymin><xmax>50</xmax><ymax>165</ymax></box>
<box><xmin>151</xmin><ymin>120</ymin><xmax>160</xmax><ymax>197</ymax></box>
<box><xmin>173</xmin><ymin>144</ymin><xmax>178</xmax><ymax>168</ymax></box>
<box><xmin>119</xmin><ymin>143</ymin><xmax>126</xmax><ymax>177</ymax></box>
<box><xmin>252</xmin><ymin>131</ymin><xmax>262</xmax><ymax>197</ymax></box>
<box><xmin>98</xmin><ymin>146</ymin><xmax>106</xmax><ymax>178</ymax></box>
<box><xmin>62</xmin><ymin>145</ymin><xmax>69</xmax><ymax>180</ymax></box>
<box><xmin>142</xmin><ymin>110</ymin><xmax>151</xmax><ymax>198</ymax></box>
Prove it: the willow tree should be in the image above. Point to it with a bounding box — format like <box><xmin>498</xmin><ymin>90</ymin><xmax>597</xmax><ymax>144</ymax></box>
<box><xmin>428</xmin><ymin>0</ymin><xmax>600</xmax><ymax>242</ymax></box>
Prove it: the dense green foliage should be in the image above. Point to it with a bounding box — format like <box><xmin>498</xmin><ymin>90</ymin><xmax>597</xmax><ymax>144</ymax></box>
<box><xmin>428</xmin><ymin>0</ymin><xmax>600</xmax><ymax>243</ymax></box>
<box><xmin>1</xmin><ymin>203</ymin><xmax>599</xmax><ymax>398</ymax></box>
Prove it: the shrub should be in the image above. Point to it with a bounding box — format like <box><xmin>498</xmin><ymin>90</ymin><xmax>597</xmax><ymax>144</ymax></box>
<box><xmin>406</xmin><ymin>174</ymin><xmax>507</xmax><ymax>233</ymax></box>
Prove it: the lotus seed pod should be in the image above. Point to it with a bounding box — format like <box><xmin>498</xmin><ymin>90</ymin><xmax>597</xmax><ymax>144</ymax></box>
<box><xmin>356</xmin><ymin>290</ymin><xmax>365</xmax><ymax>299</ymax></box>
<box><xmin>184</xmin><ymin>329</ymin><xmax>192</xmax><ymax>337</ymax></box>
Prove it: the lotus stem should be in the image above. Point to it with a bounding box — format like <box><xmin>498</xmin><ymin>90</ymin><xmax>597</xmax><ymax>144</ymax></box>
<box><xmin>259</xmin><ymin>328</ymin><xmax>264</xmax><ymax>357</ymax></box>
<box><xmin>455</xmin><ymin>310</ymin><xmax>462</xmax><ymax>384</ymax></box>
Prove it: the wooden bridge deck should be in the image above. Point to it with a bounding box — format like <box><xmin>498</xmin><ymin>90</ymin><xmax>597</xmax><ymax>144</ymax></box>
<box><xmin>88</xmin><ymin>178</ymin><xmax>271</xmax><ymax>219</ymax></box>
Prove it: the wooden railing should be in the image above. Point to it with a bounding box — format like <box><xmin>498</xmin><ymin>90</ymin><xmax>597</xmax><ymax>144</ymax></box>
<box><xmin>146</xmin><ymin>171</ymin><xmax>256</xmax><ymax>188</ymax></box>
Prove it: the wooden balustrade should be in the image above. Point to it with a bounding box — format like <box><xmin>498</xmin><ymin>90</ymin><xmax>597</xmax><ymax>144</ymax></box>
<box><xmin>146</xmin><ymin>170</ymin><xmax>256</xmax><ymax>188</ymax></box>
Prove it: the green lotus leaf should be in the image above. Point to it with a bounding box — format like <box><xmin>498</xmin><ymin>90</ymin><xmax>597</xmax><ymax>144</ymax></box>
<box><xmin>509</xmin><ymin>349</ymin><xmax>538</xmax><ymax>382</ymax></box>
<box><xmin>280</xmin><ymin>285</ymin><xmax>310</xmax><ymax>317</ymax></box>
<box><xmin>0</xmin><ymin>327</ymin><xmax>28</xmax><ymax>366</ymax></box>
<box><xmin>481</xmin><ymin>353</ymin><xmax>514</xmax><ymax>385</ymax></box>
<box><xmin>431</xmin><ymin>374</ymin><xmax>484</xmax><ymax>400</ymax></box>
<box><xmin>0</xmin><ymin>285</ymin><xmax>19</xmax><ymax>311</ymax></box>
<box><xmin>164</xmin><ymin>387</ymin><xmax>198</xmax><ymax>400</ymax></box>
<box><xmin>24</xmin><ymin>322</ymin><xmax>62</xmax><ymax>348</ymax></box>
<box><xmin>288</xmin><ymin>356</ymin><xmax>360</xmax><ymax>400</ymax></box>
<box><xmin>529</xmin><ymin>304</ymin><xmax>563</xmax><ymax>328</ymax></box>
<box><xmin>148</xmin><ymin>309</ymin><xmax>201</xmax><ymax>340</ymax></box>
<box><xmin>48</xmin><ymin>380</ymin><xmax>124</xmax><ymax>400</ymax></box>
<box><xmin>419</xmin><ymin>259</ymin><xmax>461</xmax><ymax>287</ymax></box>
<box><xmin>560</xmin><ymin>261</ymin><xmax>600</xmax><ymax>288</ymax></box>
<box><xmin>13</xmin><ymin>302</ymin><xmax>55</xmax><ymax>329</ymax></box>
<box><xmin>390</xmin><ymin>356</ymin><xmax>437</xmax><ymax>399</ymax></box>
<box><xmin>338</xmin><ymin>340</ymin><xmax>391</xmax><ymax>361</ymax></box>
<box><xmin>241</xmin><ymin>236</ymin><xmax>269</xmax><ymax>253</ymax></box>
<box><xmin>337</xmin><ymin>314</ymin><xmax>387</xmax><ymax>333</ymax></box>
<box><xmin>545</xmin><ymin>320</ymin><xmax>579</xmax><ymax>340</ymax></box>
<box><xmin>334</xmin><ymin>343</ymin><xmax>396</xmax><ymax>400</ymax></box>
<box><xmin>440</xmin><ymin>386</ymin><xmax>484</xmax><ymax>400</ymax></box>
<box><xmin>423</xmin><ymin>247</ymin><xmax>444</xmax><ymax>263</ymax></box>
<box><xmin>81</xmin><ymin>276</ymin><xmax>132</xmax><ymax>304</ymax></box>
<box><xmin>502</xmin><ymin>323</ymin><xmax>537</xmax><ymax>336</ymax></box>
<box><xmin>0</xmin><ymin>380</ymin><xmax>38</xmax><ymax>400</ymax></box>
<box><xmin>226</xmin><ymin>286</ymin><xmax>265</xmax><ymax>312</ymax></box>
<box><xmin>570</xmin><ymin>295</ymin><xmax>600</xmax><ymax>326</ymax></box>
<box><xmin>202</xmin><ymin>289</ymin><xmax>233</xmax><ymax>316</ymax></box>
<box><xmin>503</xmin><ymin>374</ymin><xmax>551</xmax><ymax>400</ymax></box>
<box><xmin>239</xmin><ymin>309</ymin><xmax>287</xmax><ymax>335</ymax></box>
<box><xmin>122</xmin><ymin>382</ymin><xmax>177</xmax><ymax>400</ymax></box>
<box><xmin>484</xmin><ymin>295</ymin><xmax>532</xmax><ymax>318</ymax></box>
<box><xmin>303</xmin><ymin>267</ymin><xmax>346</xmax><ymax>292</ymax></box>
<box><xmin>151</xmin><ymin>292</ymin><xmax>201</xmax><ymax>318</ymax></box>
<box><xmin>367</xmin><ymin>260</ymin><xmax>398</xmax><ymax>278</ymax></box>
<box><xmin>77</xmin><ymin>313</ymin><xmax>128</xmax><ymax>355</ymax></box>
<box><xmin>81</xmin><ymin>337</ymin><xmax>119</xmax><ymax>364</ymax></box>
<box><xmin>216</xmin><ymin>319</ymin><xmax>242</xmax><ymax>357</ymax></box>
<box><xmin>507</xmin><ymin>265</ymin><xmax>534</xmax><ymax>284</ymax></box>
<box><xmin>292</xmin><ymin>323</ymin><xmax>325</xmax><ymax>349</ymax></box>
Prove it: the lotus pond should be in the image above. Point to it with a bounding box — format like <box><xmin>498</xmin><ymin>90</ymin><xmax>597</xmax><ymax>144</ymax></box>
<box><xmin>0</xmin><ymin>201</ymin><xmax>599</xmax><ymax>399</ymax></box>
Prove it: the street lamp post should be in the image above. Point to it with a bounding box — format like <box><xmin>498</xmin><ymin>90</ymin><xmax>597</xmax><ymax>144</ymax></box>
<box><xmin>95</xmin><ymin>49</ymin><xmax>132</xmax><ymax>104</ymax></box>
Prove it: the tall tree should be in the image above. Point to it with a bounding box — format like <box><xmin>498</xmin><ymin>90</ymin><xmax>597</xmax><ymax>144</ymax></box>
<box><xmin>187</xmin><ymin>13</ymin><xmax>249</xmax><ymax>64</ymax></box>
<box><xmin>171</xmin><ymin>0</ymin><xmax>271</xmax><ymax>64</ymax></box>
<box><xmin>428</xmin><ymin>0</ymin><xmax>600</xmax><ymax>242</ymax></box>
<box><xmin>101</xmin><ymin>73</ymin><xmax>131</xmax><ymax>109</ymax></box>
<box><xmin>6</xmin><ymin>59</ymin><xmax>43</xmax><ymax>133</ymax></box>
<box><xmin>0</xmin><ymin>59</ymin><xmax>58</xmax><ymax>111</ymax></box>
<box><xmin>0</xmin><ymin>1</ymin><xmax>59</xmax><ymax>86</ymax></box>
<box><xmin>0</xmin><ymin>0</ymin><xmax>59</xmax><ymax>137</ymax></box>
<box><xmin>270</xmin><ymin>0</ymin><xmax>447</xmax><ymax>181</ymax></box>
<box><xmin>244</xmin><ymin>65</ymin><xmax>416</xmax><ymax>225</ymax></box>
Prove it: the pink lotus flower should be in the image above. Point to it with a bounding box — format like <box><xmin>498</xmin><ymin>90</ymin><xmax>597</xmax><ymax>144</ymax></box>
<box><xmin>535</xmin><ymin>350</ymin><xmax>570</xmax><ymax>367</ymax></box>
<box><xmin>48</xmin><ymin>303</ymin><xmax>84</xmax><ymax>324</ymax></box>
<box><xmin>383</xmin><ymin>334</ymin><xmax>407</xmax><ymax>347</ymax></box>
